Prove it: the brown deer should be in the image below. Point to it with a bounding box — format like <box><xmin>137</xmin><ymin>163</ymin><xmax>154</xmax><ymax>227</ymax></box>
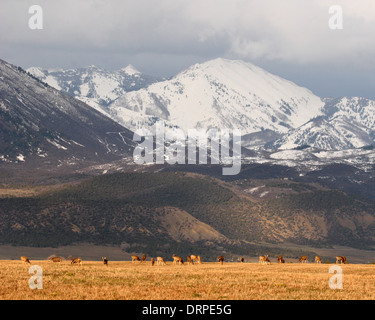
<box><xmin>172</xmin><ymin>254</ymin><xmax>184</xmax><ymax>265</ymax></box>
<box><xmin>190</xmin><ymin>254</ymin><xmax>200</xmax><ymax>263</ymax></box>
<box><xmin>299</xmin><ymin>255</ymin><xmax>308</xmax><ymax>263</ymax></box>
<box><xmin>102</xmin><ymin>257</ymin><xmax>108</xmax><ymax>266</ymax></box>
<box><xmin>157</xmin><ymin>257</ymin><xmax>166</xmax><ymax>265</ymax></box>
<box><xmin>217</xmin><ymin>256</ymin><xmax>224</xmax><ymax>265</ymax></box>
<box><xmin>239</xmin><ymin>257</ymin><xmax>245</xmax><ymax>263</ymax></box>
<box><xmin>187</xmin><ymin>255</ymin><xmax>193</xmax><ymax>265</ymax></box>
<box><xmin>71</xmin><ymin>257</ymin><xmax>82</xmax><ymax>266</ymax></box>
<box><xmin>315</xmin><ymin>256</ymin><xmax>322</xmax><ymax>264</ymax></box>
<box><xmin>277</xmin><ymin>255</ymin><xmax>285</xmax><ymax>263</ymax></box>
<box><xmin>21</xmin><ymin>256</ymin><xmax>31</xmax><ymax>265</ymax></box>
<box><xmin>259</xmin><ymin>255</ymin><xmax>271</xmax><ymax>264</ymax></box>
<box><xmin>151</xmin><ymin>258</ymin><xmax>155</xmax><ymax>266</ymax></box>
<box><xmin>131</xmin><ymin>255</ymin><xmax>141</xmax><ymax>263</ymax></box>
<box><xmin>190</xmin><ymin>255</ymin><xmax>201</xmax><ymax>264</ymax></box>
<box><xmin>49</xmin><ymin>256</ymin><xmax>62</xmax><ymax>263</ymax></box>
<box><xmin>336</xmin><ymin>256</ymin><xmax>348</xmax><ymax>264</ymax></box>
<box><xmin>142</xmin><ymin>254</ymin><xmax>146</xmax><ymax>262</ymax></box>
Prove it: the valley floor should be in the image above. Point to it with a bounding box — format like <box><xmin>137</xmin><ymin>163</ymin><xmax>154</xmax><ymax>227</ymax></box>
<box><xmin>1</xmin><ymin>260</ymin><xmax>374</xmax><ymax>300</ymax></box>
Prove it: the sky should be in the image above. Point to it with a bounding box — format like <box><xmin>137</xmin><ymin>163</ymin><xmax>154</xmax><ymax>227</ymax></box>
<box><xmin>1</xmin><ymin>0</ymin><xmax>375</xmax><ymax>99</ymax></box>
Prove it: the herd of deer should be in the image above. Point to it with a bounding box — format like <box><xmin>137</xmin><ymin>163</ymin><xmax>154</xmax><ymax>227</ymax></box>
<box><xmin>259</xmin><ymin>255</ymin><xmax>349</xmax><ymax>264</ymax></box>
<box><xmin>20</xmin><ymin>255</ymin><xmax>92</xmax><ymax>266</ymax></box>
<box><xmin>131</xmin><ymin>254</ymin><xmax>202</xmax><ymax>265</ymax></box>
<box><xmin>19</xmin><ymin>254</ymin><xmax>349</xmax><ymax>266</ymax></box>
<box><xmin>19</xmin><ymin>254</ymin><xmax>203</xmax><ymax>266</ymax></box>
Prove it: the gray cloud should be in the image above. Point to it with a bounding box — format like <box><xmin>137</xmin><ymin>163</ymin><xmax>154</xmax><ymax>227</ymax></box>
<box><xmin>1</xmin><ymin>0</ymin><xmax>375</xmax><ymax>98</ymax></box>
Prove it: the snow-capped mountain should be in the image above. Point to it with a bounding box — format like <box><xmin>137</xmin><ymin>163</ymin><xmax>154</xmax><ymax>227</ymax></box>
<box><xmin>323</xmin><ymin>97</ymin><xmax>375</xmax><ymax>131</ymax></box>
<box><xmin>107</xmin><ymin>58</ymin><xmax>324</xmax><ymax>134</ymax></box>
<box><xmin>0</xmin><ymin>59</ymin><xmax>135</xmax><ymax>166</ymax></box>
<box><xmin>270</xmin><ymin>97</ymin><xmax>375</xmax><ymax>150</ymax></box>
<box><xmin>26</xmin><ymin>64</ymin><xmax>161</xmax><ymax>113</ymax></box>
<box><xmin>27</xmin><ymin>58</ymin><xmax>375</xmax><ymax>152</ymax></box>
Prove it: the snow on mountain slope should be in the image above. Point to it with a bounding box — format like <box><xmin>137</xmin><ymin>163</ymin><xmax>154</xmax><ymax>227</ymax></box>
<box><xmin>26</xmin><ymin>65</ymin><xmax>161</xmax><ymax>109</ymax></box>
<box><xmin>108</xmin><ymin>58</ymin><xmax>324</xmax><ymax>133</ymax></box>
<box><xmin>121</xmin><ymin>64</ymin><xmax>141</xmax><ymax>76</ymax></box>
<box><xmin>0</xmin><ymin>59</ymin><xmax>135</xmax><ymax>166</ymax></box>
<box><xmin>27</xmin><ymin>59</ymin><xmax>375</xmax><ymax>153</ymax></box>
<box><xmin>269</xmin><ymin>97</ymin><xmax>375</xmax><ymax>150</ymax></box>
<box><xmin>324</xmin><ymin>97</ymin><xmax>375</xmax><ymax>131</ymax></box>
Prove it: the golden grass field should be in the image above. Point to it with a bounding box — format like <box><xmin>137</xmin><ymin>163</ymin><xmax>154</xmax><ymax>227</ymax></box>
<box><xmin>1</xmin><ymin>260</ymin><xmax>375</xmax><ymax>300</ymax></box>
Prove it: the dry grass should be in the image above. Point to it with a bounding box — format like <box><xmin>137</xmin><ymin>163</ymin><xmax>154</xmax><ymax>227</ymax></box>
<box><xmin>0</xmin><ymin>181</ymin><xmax>82</xmax><ymax>198</ymax></box>
<box><xmin>1</xmin><ymin>260</ymin><xmax>374</xmax><ymax>300</ymax></box>
<box><xmin>0</xmin><ymin>188</ymin><xmax>42</xmax><ymax>198</ymax></box>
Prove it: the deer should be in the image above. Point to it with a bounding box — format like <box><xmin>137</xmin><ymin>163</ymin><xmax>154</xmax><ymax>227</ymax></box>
<box><xmin>298</xmin><ymin>255</ymin><xmax>308</xmax><ymax>263</ymax></box>
<box><xmin>151</xmin><ymin>258</ymin><xmax>155</xmax><ymax>266</ymax></box>
<box><xmin>239</xmin><ymin>257</ymin><xmax>245</xmax><ymax>263</ymax></box>
<box><xmin>157</xmin><ymin>257</ymin><xmax>166</xmax><ymax>265</ymax></box>
<box><xmin>49</xmin><ymin>256</ymin><xmax>62</xmax><ymax>263</ymax></box>
<box><xmin>217</xmin><ymin>256</ymin><xmax>224</xmax><ymax>265</ymax></box>
<box><xmin>187</xmin><ymin>255</ymin><xmax>193</xmax><ymax>265</ymax></box>
<box><xmin>190</xmin><ymin>255</ymin><xmax>202</xmax><ymax>264</ymax></box>
<box><xmin>131</xmin><ymin>255</ymin><xmax>141</xmax><ymax>263</ymax></box>
<box><xmin>142</xmin><ymin>254</ymin><xmax>146</xmax><ymax>263</ymax></box>
<box><xmin>336</xmin><ymin>256</ymin><xmax>348</xmax><ymax>264</ymax></box>
<box><xmin>259</xmin><ymin>255</ymin><xmax>271</xmax><ymax>264</ymax></box>
<box><xmin>71</xmin><ymin>257</ymin><xmax>82</xmax><ymax>266</ymax></box>
<box><xmin>315</xmin><ymin>256</ymin><xmax>322</xmax><ymax>264</ymax></box>
<box><xmin>172</xmin><ymin>254</ymin><xmax>184</xmax><ymax>265</ymax></box>
<box><xmin>102</xmin><ymin>257</ymin><xmax>108</xmax><ymax>266</ymax></box>
<box><xmin>277</xmin><ymin>255</ymin><xmax>285</xmax><ymax>263</ymax></box>
<box><xmin>21</xmin><ymin>256</ymin><xmax>31</xmax><ymax>265</ymax></box>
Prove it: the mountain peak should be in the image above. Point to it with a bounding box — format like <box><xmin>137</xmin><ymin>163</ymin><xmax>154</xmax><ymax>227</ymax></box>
<box><xmin>184</xmin><ymin>57</ymin><xmax>257</xmax><ymax>73</ymax></box>
<box><xmin>87</xmin><ymin>64</ymin><xmax>100</xmax><ymax>69</ymax></box>
<box><xmin>110</xmin><ymin>58</ymin><xmax>324</xmax><ymax>134</ymax></box>
<box><xmin>121</xmin><ymin>64</ymin><xmax>141</xmax><ymax>75</ymax></box>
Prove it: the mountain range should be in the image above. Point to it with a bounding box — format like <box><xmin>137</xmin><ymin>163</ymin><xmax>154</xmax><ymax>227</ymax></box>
<box><xmin>26</xmin><ymin>64</ymin><xmax>161</xmax><ymax>107</ymax></box>
<box><xmin>269</xmin><ymin>97</ymin><xmax>375</xmax><ymax>150</ymax></box>
<box><xmin>2</xmin><ymin>57</ymin><xmax>374</xmax><ymax>179</ymax></box>
<box><xmin>2</xmin><ymin>57</ymin><xmax>375</xmax><ymax>260</ymax></box>
<box><xmin>0</xmin><ymin>59</ymin><xmax>135</xmax><ymax>168</ymax></box>
<box><xmin>27</xmin><ymin>58</ymin><xmax>375</xmax><ymax>152</ymax></box>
